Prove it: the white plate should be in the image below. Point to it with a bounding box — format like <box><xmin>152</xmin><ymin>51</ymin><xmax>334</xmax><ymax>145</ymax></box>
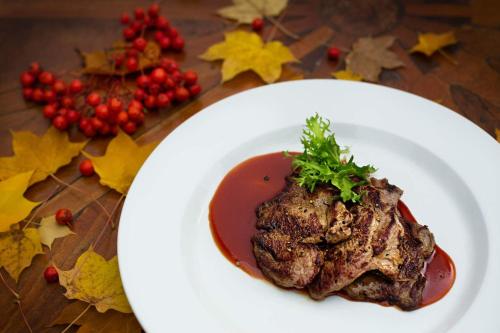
<box><xmin>118</xmin><ymin>80</ymin><xmax>500</xmax><ymax>333</ymax></box>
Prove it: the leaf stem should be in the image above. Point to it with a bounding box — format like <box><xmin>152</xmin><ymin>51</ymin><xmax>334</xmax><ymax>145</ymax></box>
<box><xmin>61</xmin><ymin>303</ymin><xmax>91</xmax><ymax>333</ymax></box>
<box><xmin>16</xmin><ymin>299</ymin><xmax>33</xmax><ymax>333</ymax></box>
<box><xmin>438</xmin><ymin>49</ymin><xmax>458</xmax><ymax>65</ymax></box>
<box><xmin>0</xmin><ymin>271</ymin><xmax>32</xmax><ymax>333</ymax></box>
<box><xmin>265</xmin><ymin>15</ymin><xmax>299</xmax><ymax>40</ymax></box>
<box><xmin>23</xmin><ymin>183</ymin><xmax>63</xmax><ymax>230</ymax></box>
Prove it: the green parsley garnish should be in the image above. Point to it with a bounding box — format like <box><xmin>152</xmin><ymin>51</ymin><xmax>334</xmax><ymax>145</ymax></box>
<box><xmin>288</xmin><ymin>115</ymin><xmax>376</xmax><ymax>203</ymax></box>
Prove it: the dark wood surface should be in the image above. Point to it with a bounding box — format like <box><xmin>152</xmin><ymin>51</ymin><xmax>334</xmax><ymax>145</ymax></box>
<box><xmin>0</xmin><ymin>0</ymin><xmax>499</xmax><ymax>332</ymax></box>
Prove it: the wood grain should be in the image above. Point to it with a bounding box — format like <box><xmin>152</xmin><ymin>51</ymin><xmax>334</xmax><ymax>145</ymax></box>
<box><xmin>0</xmin><ymin>0</ymin><xmax>499</xmax><ymax>332</ymax></box>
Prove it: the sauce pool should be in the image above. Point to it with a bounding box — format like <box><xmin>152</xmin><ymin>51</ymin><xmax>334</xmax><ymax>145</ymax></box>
<box><xmin>209</xmin><ymin>152</ymin><xmax>455</xmax><ymax>308</ymax></box>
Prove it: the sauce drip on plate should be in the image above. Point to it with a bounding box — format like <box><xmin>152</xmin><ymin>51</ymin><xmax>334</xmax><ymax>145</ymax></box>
<box><xmin>209</xmin><ymin>152</ymin><xmax>455</xmax><ymax>308</ymax></box>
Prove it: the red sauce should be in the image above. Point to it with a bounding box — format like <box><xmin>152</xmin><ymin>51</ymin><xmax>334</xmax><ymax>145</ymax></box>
<box><xmin>209</xmin><ymin>152</ymin><xmax>455</xmax><ymax>308</ymax></box>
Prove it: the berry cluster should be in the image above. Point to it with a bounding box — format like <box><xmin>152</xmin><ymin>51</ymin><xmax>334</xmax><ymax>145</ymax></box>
<box><xmin>134</xmin><ymin>57</ymin><xmax>201</xmax><ymax>110</ymax></box>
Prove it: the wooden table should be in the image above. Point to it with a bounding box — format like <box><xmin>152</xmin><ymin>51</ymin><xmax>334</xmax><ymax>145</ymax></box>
<box><xmin>0</xmin><ymin>0</ymin><xmax>499</xmax><ymax>331</ymax></box>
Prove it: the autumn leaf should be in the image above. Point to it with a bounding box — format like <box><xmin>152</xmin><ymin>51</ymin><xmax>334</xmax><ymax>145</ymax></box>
<box><xmin>0</xmin><ymin>228</ymin><xmax>43</xmax><ymax>282</ymax></box>
<box><xmin>345</xmin><ymin>36</ymin><xmax>404</xmax><ymax>82</ymax></box>
<box><xmin>217</xmin><ymin>0</ymin><xmax>288</xmax><ymax>24</ymax></box>
<box><xmin>57</xmin><ymin>247</ymin><xmax>132</xmax><ymax>313</ymax></box>
<box><xmin>82</xmin><ymin>41</ymin><xmax>161</xmax><ymax>75</ymax></box>
<box><xmin>0</xmin><ymin>171</ymin><xmax>40</xmax><ymax>233</ymax></box>
<box><xmin>83</xmin><ymin>130</ymin><xmax>157</xmax><ymax>194</ymax></box>
<box><xmin>410</xmin><ymin>31</ymin><xmax>457</xmax><ymax>57</ymax></box>
<box><xmin>0</xmin><ymin>127</ymin><xmax>88</xmax><ymax>185</ymax></box>
<box><xmin>495</xmin><ymin>128</ymin><xmax>500</xmax><ymax>143</ymax></box>
<box><xmin>332</xmin><ymin>70</ymin><xmax>363</xmax><ymax>81</ymax></box>
<box><xmin>38</xmin><ymin>215</ymin><xmax>75</xmax><ymax>249</ymax></box>
<box><xmin>200</xmin><ymin>30</ymin><xmax>297</xmax><ymax>83</ymax></box>
<box><xmin>52</xmin><ymin>301</ymin><xmax>141</xmax><ymax>333</ymax></box>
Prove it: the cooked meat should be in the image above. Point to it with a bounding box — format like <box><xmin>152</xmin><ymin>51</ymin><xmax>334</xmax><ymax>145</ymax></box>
<box><xmin>252</xmin><ymin>177</ymin><xmax>435</xmax><ymax>310</ymax></box>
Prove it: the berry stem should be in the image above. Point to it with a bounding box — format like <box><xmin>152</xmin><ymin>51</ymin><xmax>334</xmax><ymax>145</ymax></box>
<box><xmin>61</xmin><ymin>303</ymin><xmax>92</xmax><ymax>333</ymax></box>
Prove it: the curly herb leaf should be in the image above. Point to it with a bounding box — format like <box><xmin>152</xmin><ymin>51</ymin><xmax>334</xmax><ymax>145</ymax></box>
<box><xmin>289</xmin><ymin>114</ymin><xmax>375</xmax><ymax>202</ymax></box>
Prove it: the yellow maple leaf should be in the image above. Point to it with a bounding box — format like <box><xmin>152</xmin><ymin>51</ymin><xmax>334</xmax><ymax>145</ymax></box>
<box><xmin>0</xmin><ymin>228</ymin><xmax>43</xmax><ymax>282</ymax></box>
<box><xmin>0</xmin><ymin>171</ymin><xmax>40</xmax><ymax>232</ymax></box>
<box><xmin>217</xmin><ymin>0</ymin><xmax>288</xmax><ymax>24</ymax></box>
<box><xmin>332</xmin><ymin>70</ymin><xmax>363</xmax><ymax>81</ymax></box>
<box><xmin>200</xmin><ymin>30</ymin><xmax>298</xmax><ymax>83</ymax></box>
<box><xmin>0</xmin><ymin>127</ymin><xmax>88</xmax><ymax>185</ymax></box>
<box><xmin>410</xmin><ymin>31</ymin><xmax>457</xmax><ymax>57</ymax></box>
<box><xmin>52</xmin><ymin>301</ymin><xmax>142</xmax><ymax>333</ymax></box>
<box><xmin>38</xmin><ymin>215</ymin><xmax>75</xmax><ymax>249</ymax></box>
<box><xmin>495</xmin><ymin>128</ymin><xmax>500</xmax><ymax>143</ymax></box>
<box><xmin>83</xmin><ymin>130</ymin><xmax>157</xmax><ymax>194</ymax></box>
<box><xmin>57</xmin><ymin>248</ymin><xmax>132</xmax><ymax>313</ymax></box>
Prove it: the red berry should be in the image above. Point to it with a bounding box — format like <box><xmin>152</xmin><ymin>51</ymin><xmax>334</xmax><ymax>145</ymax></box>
<box><xmin>166</xmin><ymin>90</ymin><xmax>175</xmax><ymax>101</ymax></box>
<box><xmin>39</xmin><ymin>71</ymin><xmax>55</xmax><ymax>85</ymax></box>
<box><xmin>79</xmin><ymin>159</ymin><xmax>94</xmax><ymax>176</ymax></box>
<box><xmin>171</xmin><ymin>70</ymin><xmax>183</xmax><ymax>83</ymax></box>
<box><xmin>86</xmin><ymin>92</ymin><xmax>101</xmax><ymax>107</ymax></box>
<box><xmin>125</xmin><ymin>57</ymin><xmax>139</xmax><ymax>71</ymax></box>
<box><xmin>61</xmin><ymin>96</ymin><xmax>75</xmax><ymax>108</ymax></box>
<box><xmin>113</xmin><ymin>53</ymin><xmax>125</xmax><ymax>67</ymax></box>
<box><xmin>110</xmin><ymin>125</ymin><xmax>119</xmax><ymax>136</ymax></box>
<box><xmin>183</xmin><ymin>70</ymin><xmax>198</xmax><ymax>86</ymax></box>
<box><xmin>120</xmin><ymin>12</ymin><xmax>130</xmax><ymax>25</ymax></box>
<box><xmin>171</xmin><ymin>36</ymin><xmax>184</xmax><ymax>51</ymax></box>
<box><xmin>156</xmin><ymin>93</ymin><xmax>170</xmax><ymax>107</ymax></box>
<box><xmin>44</xmin><ymin>89</ymin><xmax>57</xmax><ymax>103</ymax></box>
<box><xmin>134</xmin><ymin>88</ymin><xmax>146</xmax><ymax>101</ymax></box>
<box><xmin>126</xmin><ymin>48</ymin><xmax>139</xmax><ymax>58</ymax></box>
<box><xmin>20</xmin><ymin>71</ymin><xmax>35</xmax><ymax>87</ymax></box>
<box><xmin>95</xmin><ymin>104</ymin><xmax>109</xmax><ymax>120</ymax></box>
<box><xmin>52</xmin><ymin>116</ymin><xmax>69</xmax><ymax>131</ymax></box>
<box><xmin>123</xmin><ymin>27</ymin><xmax>136</xmax><ymax>40</ymax></box>
<box><xmin>99</xmin><ymin>122</ymin><xmax>111</xmax><ymax>136</ymax></box>
<box><xmin>79</xmin><ymin>117</ymin><xmax>91</xmax><ymax>130</ymax></box>
<box><xmin>174</xmin><ymin>87</ymin><xmax>189</xmax><ymax>102</ymax></box>
<box><xmin>188</xmin><ymin>84</ymin><xmax>202</xmax><ymax>97</ymax></box>
<box><xmin>159</xmin><ymin>36</ymin><xmax>171</xmax><ymax>49</ymax></box>
<box><xmin>44</xmin><ymin>266</ymin><xmax>59</xmax><ymax>283</ymax></box>
<box><xmin>69</xmin><ymin>79</ymin><xmax>83</xmax><ymax>94</ymax></box>
<box><xmin>116</xmin><ymin>111</ymin><xmax>129</xmax><ymax>125</ymax></box>
<box><xmin>148</xmin><ymin>3</ymin><xmax>160</xmax><ymax>18</ymax></box>
<box><xmin>43</xmin><ymin>104</ymin><xmax>58</xmax><ymax>119</ymax></box>
<box><xmin>58</xmin><ymin>108</ymin><xmax>69</xmax><ymax>117</ymax></box>
<box><xmin>327</xmin><ymin>46</ymin><xmax>340</xmax><ymax>60</ymax></box>
<box><xmin>22</xmin><ymin>88</ymin><xmax>33</xmax><ymax>100</ymax></box>
<box><xmin>55</xmin><ymin>208</ymin><xmax>72</xmax><ymax>225</ymax></box>
<box><xmin>130</xmin><ymin>20</ymin><xmax>143</xmax><ymax>32</ymax></box>
<box><xmin>144</xmin><ymin>95</ymin><xmax>157</xmax><ymax>109</ymax></box>
<box><xmin>133</xmin><ymin>37</ymin><xmax>147</xmax><ymax>52</ymax></box>
<box><xmin>136</xmin><ymin>75</ymin><xmax>150</xmax><ymax>88</ymax></box>
<box><xmin>164</xmin><ymin>77</ymin><xmax>175</xmax><ymax>89</ymax></box>
<box><xmin>32</xmin><ymin>88</ymin><xmax>44</xmax><ymax>103</ymax></box>
<box><xmin>128</xmin><ymin>106</ymin><xmax>144</xmax><ymax>124</ymax></box>
<box><xmin>155</xmin><ymin>16</ymin><xmax>170</xmax><ymax>30</ymax></box>
<box><xmin>148</xmin><ymin>83</ymin><xmax>161</xmax><ymax>95</ymax></box>
<box><xmin>151</xmin><ymin>68</ymin><xmax>167</xmax><ymax>83</ymax></box>
<box><xmin>251</xmin><ymin>18</ymin><xmax>264</xmax><ymax>32</ymax></box>
<box><xmin>169</xmin><ymin>27</ymin><xmax>179</xmax><ymax>38</ymax></box>
<box><xmin>134</xmin><ymin>7</ymin><xmax>145</xmax><ymax>20</ymax></box>
<box><xmin>29</xmin><ymin>62</ymin><xmax>41</xmax><ymax>76</ymax></box>
<box><xmin>52</xmin><ymin>80</ymin><xmax>66</xmax><ymax>94</ymax></box>
<box><xmin>67</xmin><ymin>110</ymin><xmax>80</xmax><ymax>124</ymax></box>
<box><xmin>154</xmin><ymin>30</ymin><xmax>165</xmax><ymax>42</ymax></box>
<box><xmin>108</xmin><ymin>97</ymin><xmax>123</xmax><ymax>113</ymax></box>
<box><xmin>122</xmin><ymin>121</ymin><xmax>137</xmax><ymax>135</ymax></box>
<box><xmin>144</xmin><ymin>16</ymin><xmax>153</xmax><ymax>27</ymax></box>
<box><xmin>82</xmin><ymin>124</ymin><xmax>96</xmax><ymax>137</ymax></box>
<box><xmin>159</xmin><ymin>57</ymin><xmax>175</xmax><ymax>70</ymax></box>
<box><xmin>129</xmin><ymin>100</ymin><xmax>143</xmax><ymax>110</ymax></box>
<box><xmin>90</xmin><ymin>117</ymin><xmax>104</xmax><ymax>131</ymax></box>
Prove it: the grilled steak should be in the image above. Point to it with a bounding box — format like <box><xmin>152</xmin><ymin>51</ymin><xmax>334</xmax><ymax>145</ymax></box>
<box><xmin>252</xmin><ymin>177</ymin><xmax>435</xmax><ymax>310</ymax></box>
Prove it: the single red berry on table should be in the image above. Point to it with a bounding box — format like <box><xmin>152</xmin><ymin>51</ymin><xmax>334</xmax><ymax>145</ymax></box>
<box><xmin>116</xmin><ymin>111</ymin><xmax>129</xmax><ymax>125</ymax></box>
<box><xmin>61</xmin><ymin>96</ymin><xmax>75</xmax><ymax>108</ymax></box>
<box><xmin>67</xmin><ymin>110</ymin><xmax>80</xmax><ymax>124</ymax></box>
<box><xmin>52</xmin><ymin>80</ymin><xmax>66</xmax><ymax>94</ymax></box>
<box><xmin>43</xmin><ymin>104</ymin><xmax>58</xmax><ymax>119</ymax></box>
<box><xmin>120</xmin><ymin>12</ymin><xmax>130</xmax><ymax>25</ymax></box>
<box><xmin>144</xmin><ymin>95</ymin><xmax>157</xmax><ymax>109</ymax></box>
<box><xmin>156</xmin><ymin>16</ymin><xmax>170</xmax><ymax>30</ymax></box>
<box><xmin>39</xmin><ymin>71</ymin><xmax>55</xmax><ymax>85</ymax></box>
<box><xmin>123</xmin><ymin>27</ymin><xmax>136</xmax><ymax>40</ymax></box>
<box><xmin>55</xmin><ymin>208</ymin><xmax>73</xmax><ymax>225</ymax></box>
<box><xmin>44</xmin><ymin>266</ymin><xmax>59</xmax><ymax>283</ymax></box>
<box><xmin>32</xmin><ymin>88</ymin><xmax>44</xmax><ymax>103</ymax></box>
<box><xmin>134</xmin><ymin>88</ymin><xmax>146</xmax><ymax>101</ymax></box>
<box><xmin>69</xmin><ymin>79</ymin><xmax>83</xmax><ymax>94</ymax></box>
<box><xmin>52</xmin><ymin>115</ymin><xmax>69</xmax><ymax>131</ymax></box>
<box><xmin>327</xmin><ymin>46</ymin><xmax>340</xmax><ymax>60</ymax></box>
<box><xmin>44</xmin><ymin>89</ymin><xmax>56</xmax><ymax>103</ymax></box>
<box><xmin>29</xmin><ymin>62</ymin><xmax>41</xmax><ymax>76</ymax></box>
<box><xmin>156</xmin><ymin>93</ymin><xmax>170</xmax><ymax>107</ymax></box>
<box><xmin>252</xmin><ymin>18</ymin><xmax>264</xmax><ymax>32</ymax></box>
<box><xmin>22</xmin><ymin>88</ymin><xmax>33</xmax><ymax>100</ymax></box>
<box><xmin>172</xmin><ymin>36</ymin><xmax>184</xmax><ymax>51</ymax></box>
<box><xmin>159</xmin><ymin>36</ymin><xmax>171</xmax><ymax>49</ymax></box>
<box><xmin>122</xmin><ymin>121</ymin><xmax>137</xmax><ymax>135</ymax></box>
<box><xmin>188</xmin><ymin>84</ymin><xmax>202</xmax><ymax>97</ymax></box>
<box><xmin>174</xmin><ymin>86</ymin><xmax>189</xmax><ymax>102</ymax></box>
<box><xmin>183</xmin><ymin>70</ymin><xmax>198</xmax><ymax>86</ymax></box>
<box><xmin>133</xmin><ymin>37</ymin><xmax>147</xmax><ymax>52</ymax></box>
<box><xmin>86</xmin><ymin>92</ymin><xmax>101</xmax><ymax>107</ymax></box>
<box><xmin>20</xmin><ymin>71</ymin><xmax>35</xmax><ymax>87</ymax></box>
<box><xmin>134</xmin><ymin>7</ymin><xmax>145</xmax><ymax>20</ymax></box>
<box><xmin>108</xmin><ymin>97</ymin><xmax>123</xmax><ymax>113</ymax></box>
<box><xmin>148</xmin><ymin>83</ymin><xmax>161</xmax><ymax>95</ymax></box>
<box><xmin>125</xmin><ymin>57</ymin><xmax>139</xmax><ymax>71</ymax></box>
<box><xmin>148</xmin><ymin>3</ymin><xmax>160</xmax><ymax>18</ymax></box>
<box><xmin>95</xmin><ymin>104</ymin><xmax>109</xmax><ymax>120</ymax></box>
